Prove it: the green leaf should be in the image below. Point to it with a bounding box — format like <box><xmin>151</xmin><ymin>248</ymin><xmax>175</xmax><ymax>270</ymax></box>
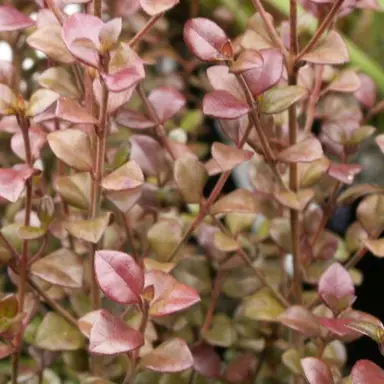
<box><xmin>260</xmin><ymin>86</ymin><xmax>307</xmax><ymax>114</ymax></box>
<box><xmin>35</xmin><ymin>312</ymin><xmax>85</xmax><ymax>351</ymax></box>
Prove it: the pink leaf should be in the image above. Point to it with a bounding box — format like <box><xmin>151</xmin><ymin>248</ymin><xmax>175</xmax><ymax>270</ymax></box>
<box><xmin>211</xmin><ymin>142</ymin><xmax>253</xmax><ymax>171</ymax></box>
<box><xmin>318</xmin><ymin>262</ymin><xmax>356</xmax><ymax>313</ymax></box>
<box><xmin>0</xmin><ymin>6</ymin><xmax>34</xmax><ymax>32</ymax></box>
<box><xmin>11</xmin><ymin>126</ymin><xmax>46</xmax><ymax>162</ymax></box>
<box><xmin>62</xmin><ymin>14</ymin><xmax>104</xmax><ymax>67</ymax></box>
<box><xmin>191</xmin><ymin>343</ymin><xmax>221</xmax><ymax>378</ymax></box>
<box><xmin>116</xmin><ymin>108</ymin><xmax>155</xmax><ymax>129</ymax></box>
<box><xmin>277</xmin><ymin>137</ymin><xmax>323</xmax><ymax>163</ymax></box>
<box><xmin>140</xmin><ymin>0</ymin><xmax>179</xmax><ymax>15</ymax></box>
<box><xmin>351</xmin><ymin>360</ymin><xmax>384</xmax><ymax>384</ymax></box>
<box><xmin>0</xmin><ymin>342</ymin><xmax>15</xmax><ymax>359</ymax></box>
<box><xmin>203</xmin><ymin>90</ymin><xmax>250</xmax><ymax>119</ymax></box>
<box><xmin>184</xmin><ymin>18</ymin><xmax>230</xmax><ymax>62</ymax></box>
<box><xmin>243</xmin><ymin>48</ymin><xmax>284</xmax><ymax>96</ymax></box>
<box><xmin>318</xmin><ymin>317</ymin><xmax>354</xmax><ymax>337</ymax></box>
<box><xmin>145</xmin><ymin>270</ymin><xmax>200</xmax><ymax>317</ymax></box>
<box><xmin>0</xmin><ymin>167</ymin><xmax>36</xmax><ymax>203</ymax></box>
<box><xmin>95</xmin><ymin>250</ymin><xmax>144</xmax><ymax>304</ymax></box>
<box><xmin>102</xmin><ymin>66</ymin><xmax>144</xmax><ymax>93</ymax></box>
<box><xmin>148</xmin><ymin>87</ymin><xmax>186</xmax><ymax>123</ymax></box>
<box><xmin>89</xmin><ymin>310</ymin><xmax>144</xmax><ymax>355</ymax></box>
<box><xmin>55</xmin><ymin>97</ymin><xmax>98</xmax><ymax>124</ymax></box>
<box><xmin>230</xmin><ymin>49</ymin><xmax>264</xmax><ymax>74</ymax></box>
<box><xmin>355</xmin><ymin>73</ymin><xmax>376</xmax><ymax>108</ymax></box>
<box><xmin>78</xmin><ymin>310</ymin><xmax>102</xmax><ymax>338</ymax></box>
<box><xmin>207</xmin><ymin>65</ymin><xmax>245</xmax><ymax>100</ymax></box>
<box><xmin>140</xmin><ymin>338</ymin><xmax>194</xmax><ymax>372</ymax></box>
<box><xmin>327</xmin><ymin>163</ymin><xmax>362</xmax><ymax>184</ymax></box>
<box><xmin>301</xmin><ymin>357</ymin><xmax>334</xmax><ymax>384</ymax></box>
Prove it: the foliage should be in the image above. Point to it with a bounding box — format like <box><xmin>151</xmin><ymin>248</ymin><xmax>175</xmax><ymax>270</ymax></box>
<box><xmin>0</xmin><ymin>0</ymin><xmax>383</xmax><ymax>383</ymax></box>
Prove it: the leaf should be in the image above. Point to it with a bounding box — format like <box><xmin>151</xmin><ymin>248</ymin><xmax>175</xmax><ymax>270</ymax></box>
<box><xmin>243</xmin><ymin>288</ymin><xmax>285</xmax><ymax>321</ymax></box>
<box><xmin>148</xmin><ymin>87</ymin><xmax>186</xmax><ymax>123</ymax></box>
<box><xmin>202</xmin><ymin>313</ymin><xmax>237</xmax><ymax>347</ymax></box>
<box><xmin>230</xmin><ymin>49</ymin><xmax>264</xmax><ymax>74</ymax></box>
<box><xmin>364</xmin><ymin>238</ymin><xmax>384</xmax><ymax>257</ymax></box>
<box><xmin>62</xmin><ymin>13</ymin><xmax>104</xmax><ymax>67</ymax></box>
<box><xmin>78</xmin><ymin>310</ymin><xmax>102</xmax><ymax>338</ymax></box>
<box><xmin>99</xmin><ymin>18</ymin><xmax>122</xmax><ymax>50</ymax></box>
<box><xmin>282</xmin><ymin>349</ymin><xmax>302</xmax><ymax>375</ymax></box>
<box><xmin>116</xmin><ymin>108</ymin><xmax>155</xmax><ymax>129</ymax></box>
<box><xmin>17</xmin><ymin>226</ymin><xmax>46</xmax><ymax>240</ymax></box>
<box><xmin>274</xmin><ymin>189</ymin><xmax>314</xmax><ymax>211</ymax></box>
<box><xmin>95</xmin><ymin>250</ymin><xmax>144</xmax><ymax>304</ymax></box>
<box><xmin>31</xmin><ymin>248</ymin><xmax>83</xmax><ymax>288</ymax></box>
<box><xmin>140</xmin><ymin>338</ymin><xmax>193</xmax><ymax>372</ymax></box>
<box><xmin>355</xmin><ymin>73</ymin><xmax>376</xmax><ymax>108</ymax></box>
<box><xmin>357</xmin><ymin>194</ymin><xmax>384</xmax><ymax>235</ymax></box>
<box><xmin>55</xmin><ymin>97</ymin><xmax>98</xmax><ymax>124</ymax></box>
<box><xmin>26</xmin><ymin>89</ymin><xmax>60</xmax><ymax>117</ymax></box>
<box><xmin>27</xmin><ymin>24</ymin><xmax>75</xmax><ymax>64</ymax></box>
<box><xmin>11</xmin><ymin>126</ymin><xmax>47</xmax><ymax>162</ymax></box>
<box><xmin>145</xmin><ymin>270</ymin><xmax>200</xmax><ymax>317</ymax></box>
<box><xmin>346</xmin><ymin>320</ymin><xmax>384</xmax><ymax>343</ymax></box>
<box><xmin>327</xmin><ymin>163</ymin><xmax>362</xmax><ymax>185</ymax></box>
<box><xmin>328</xmin><ymin>70</ymin><xmax>361</xmax><ymax>93</ymax></box>
<box><xmin>224</xmin><ymin>352</ymin><xmax>256</xmax><ymax>383</ymax></box>
<box><xmin>102</xmin><ymin>161</ymin><xmax>144</xmax><ymax>191</ymax></box>
<box><xmin>174</xmin><ymin>157</ymin><xmax>208</xmax><ymax>203</ymax></box>
<box><xmin>301</xmin><ymin>357</ymin><xmax>334</xmax><ymax>384</ymax></box>
<box><xmin>47</xmin><ymin>129</ymin><xmax>93</xmax><ymax>172</ymax></box>
<box><xmin>277</xmin><ymin>138</ymin><xmax>323</xmax><ymax>163</ymax></box>
<box><xmin>102</xmin><ymin>65</ymin><xmax>144</xmax><ymax>93</ymax></box>
<box><xmin>351</xmin><ymin>360</ymin><xmax>384</xmax><ymax>384</ymax></box>
<box><xmin>375</xmin><ymin>134</ymin><xmax>384</xmax><ymax>154</ymax></box>
<box><xmin>301</xmin><ymin>31</ymin><xmax>349</xmax><ymax>64</ymax></box>
<box><xmin>0</xmin><ymin>167</ymin><xmax>35</xmax><ymax>203</ymax></box>
<box><xmin>203</xmin><ymin>90</ymin><xmax>250</xmax><ymax>119</ymax></box>
<box><xmin>0</xmin><ymin>84</ymin><xmax>17</xmax><ymax>115</ymax></box>
<box><xmin>0</xmin><ymin>343</ymin><xmax>14</xmax><ymax>359</ymax></box>
<box><xmin>211</xmin><ymin>189</ymin><xmax>257</xmax><ymax>215</ymax></box>
<box><xmin>278</xmin><ymin>306</ymin><xmax>321</xmax><ymax>337</ymax></box>
<box><xmin>35</xmin><ymin>312</ymin><xmax>84</xmax><ymax>351</ymax></box>
<box><xmin>38</xmin><ymin>67</ymin><xmax>81</xmax><ymax>99</ymax></box>
<box><xmin>147</xmin><ymin>220</ymin><xmax>183</xmax><ymax>262</ymax></box>
<box><xmin>212</xmin><ymin>142</ymin><xmax>253</xmax><ymax>172</ymax></box>
<box><xmin>89</xmin><ymin>310</ymin><xmax>144</xmax><ymax>355</ymax></box>
<box><xmin>55</xmin><ymin>172</ymin><xmax>91</xmax><ymax>210</ymax></box>
<box><xmin>214</xmin><ymin>231</ymin><xmax>240</xmax><ymax>252</ymax></box>
<box><xmin>242</xmin><ymin>48</ymin><xmax>284</xmax><ymax>96</ymax></box>
<box><xmin>63</xmin><ymin>213</ymin><xmax>111</xmax><ymax>244</ymax></box>
<box><xmin>259</xmin><ymin>86</ymin><xmax>307</xmax><ymax>114</ymax></box>
<box><xmin>337</xmin><ymin>184</ymin><xmax>382</xmax><ymax>206</ymax></box>
<box><xmin>140</xmin><ymin>0</ymin><xmax>179</xmax><ymax>15</ymax></box>
<box><xmin>318</xmin><ymin>263</ymin><xmax>356</xmax><ymax>313</ymax></box>
<box><xmin>191</xmin><ymin>343</ymin><xmax>221</xmax><ymax>378</ymax></box>
<box><xmin>184</xmin><ymin>18</ymin><xmax>230</xmax><ymax>62</ymax></box>
<box><xmin>0</xmin><ymin>6</ymin><xmax>34</xmax><ymax>31</ymax></box>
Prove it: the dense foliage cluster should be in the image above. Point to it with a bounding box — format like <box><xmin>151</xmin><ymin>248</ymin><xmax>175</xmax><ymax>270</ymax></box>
<box><xmin>0</xmin><ymin>0</ymin><xmax>384</xmax><ymax>383</ymax></box>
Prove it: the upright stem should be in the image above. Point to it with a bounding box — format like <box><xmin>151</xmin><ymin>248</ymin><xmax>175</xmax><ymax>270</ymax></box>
<box><xmin>93</xmin><ymin>0</ymin><xmax>102</xmax><ymax>18</ymax></box>
<box><xmin>12</xmin><ymin>115</ymin><xmax>33</xmax><ymax>384</ymax></box>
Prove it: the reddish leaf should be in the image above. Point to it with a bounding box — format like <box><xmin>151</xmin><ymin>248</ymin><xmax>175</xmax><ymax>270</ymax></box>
<box><xmin>207</xmin><ymin>65</ymin><xmax>245</xmax><ymax>100</ymax></box>
<box><xmin>211</xmin><ymin>189</ymin><xmax>257</xmax><ymax>215</ymax></box>
<box><xmin>191</xmin><ymin>343</ymin><xmax>221</xmax><ymax>378</ymax></box>
<box><xmin>203</xmin><ymin>90</ymin><xmax>250</xmax><ymax>119</ymax></box>
<box><xmin>144</xmin><ymin>270</ymin><xmax>200</xmax><ymax>317</ymax></box>
<box><xmin>0</xmin><ymin>342</ymin><xmax>14</xmax><ymax>359</ymax></box>
<box><xmin>116</xmin><ymin>108</ymin><xmax>155</xmax><ymax>129</ymax></box>
<box><xmin>278</xmin><ymin>306</ymin><xmax>321</xmax><ymax>337</ymax></box>
<box><xmin>318</xmin><ymin>262</ymin><xmax>356</xmax><ymax>313</ymax></box>
<box><xmin>301</xmin><ymin>357</ymin><xmax>334</xmax><ymax>384</ymax></box>
<box><xmin>95</xmin><ymin>250</ymin><xmax>144</xmax><ymax>304</ymax></box>
<box><xmin>148</xmin><ymin>87</ymin><xmax>186</xmax><ymax>123</ymax></box>
<box><xmin>89</xmin><ymin>310</ymin><xmax>144</xmax><ymax>355</ymax></box>
<box><xmin>55</xmin><ymin>98</ymin><xmax>98</xmax><ymax>124</ymax></box>
<box><xmin>62</xmin><ymin>14</ymin><xmax>104</xmax><ymax>67</ymax></box>
<box><xmin>230</xmin><ymin>49</ymin><xmax>264</xmax><ymax>74</ymax></box>
<box><xmin>318</xmin><ymin>317</ymin><xmax>354</xmax><ymax>338</ymax></box>
<box><xmin>351</xmin><ymin>360</ymin><xmax>384</xmax><ymax>384</ymax></box>
<box><xmin>102</xmin><ymin>66</ymin><xmax>144</xmax><ymax>93</ymax></box>
<box><xmin>0</xmin><ymin>6</ymin><xmax>34</xmax><ymax>32</ymax></box>
<box><xmin>327</xmin><ymin>163</ymin><xmax>362</xmax><ymax>185</ymax></box>
<box><xmin>101</xmin><ymin>161</ymin><xmax>144</xmax><ymax>191</ymax></box>
<box><xmin>184</xmin><ymin>18</ymin><xmax>230</xmax><ymax>62</ymax></box>
<box><xmin>242</xmin><ymin>48</ymin><xmax>284</xmax><ymax>96</ymax></box>
<box><xmin>301</xmin><ymin>31</ymin><xmax>349</xmax><ymax>64</ymax></box>
<box><xmin>355</xmin><ymin>73</ymin><xmax>376</xmax><ymax>108</ymax></box>
<box><xmin>140</xmin><ymin>0</ymin><xmax>179</xmax><ymax>15</ymax></box>
<box><xmin>26</xmin><ymin>89</ymin><xmax>60</xmax><ymax>117</ymax></box>
<box><xmin>11</xmin><ymin>126</ymin><xmax>46</xmax><ymax>162</ymax></box>
<box><xmin>140</xmin><ymin>338</ymin><xmax>194</xmax><ymax>372</ymax></box>
<box><xmin>328</xmin><ymin>70</ymin><xmax>361</xmax><ymax>93</ymax></box>
<box><xmin>225</xmin><ymin>352</ymin><xmax>257</xmax><ymax>383</ymax></box>
<box><xmin>212</xmin><ymin>142</ymin><xmax>253</xmax><ymax>171</ymax></box>
<box><xmin>0</xmin><ymin>167</ymin><xmax>35</xmax><ymax>203</ymax></box>
<box><xmin>78</xmin><ymin>310</ymin><xmax>102</xmax><ymax>338</ymax></box>
<box><xmin>364</xmin><ymin>238</ymin><xmax>384</xmax><ymax>257</ymax></box>
<box><xmin>277</xmin><ymin>138</ymin><xmax>323</xmax><ymax>163</ymax></box>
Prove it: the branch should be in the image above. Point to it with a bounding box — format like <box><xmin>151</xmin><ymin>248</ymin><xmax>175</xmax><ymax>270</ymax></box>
<box><xmin>128</xmin><ymin>13</ymin><xmax>164</xmax><ymax>48</ymax></box>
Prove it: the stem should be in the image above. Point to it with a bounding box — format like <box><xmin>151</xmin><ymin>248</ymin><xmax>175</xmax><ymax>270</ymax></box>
<box><xmin>44</xmin><ymin>0</ymin><xmax>65</xmax><ymax>24</ymax></box>
<box><xmin>250</xmin><ymin>0</ymin><xmax>288</xmax><ymax>59</ymax></box>
<box><xmin>128</xmin><ymin>13</ymin><xmax>164</xmax><ymax>48</ymax></box>
<box><xmin>93</xmin><ymin>0</ymin><xmax>102</xmax><ymax>18</ymax></box>
<box><xmin>296</xmin><ymin>0</ymin><xmax>344</xmax><ymax>62</ymax></box>
<box><xmin>122</xmin><ymin>213</ymin><xmax>138</xmax><ymax>261</ymax></box>
<box><xmin>12</xmin><ymin>116</ymin><xmax>33</xmax><ymax>384</ymax></box>
<box><xmin>235</xmin><ymin>74</ymin><xmax>288</xmax><ymax>190</ymax></box>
